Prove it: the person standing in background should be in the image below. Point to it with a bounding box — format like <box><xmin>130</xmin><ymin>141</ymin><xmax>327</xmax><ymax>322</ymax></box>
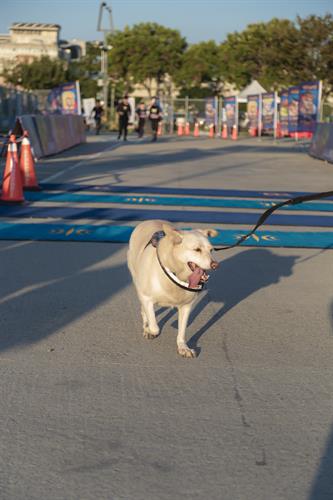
<box><xmin>91</xmin><ymin>100</ymin><xmax>104</xmax><ymax>135</ymax></box>
<box><xmin>136</xmin><ymin>101</ymin><xmax>147</xmax><ymax>138</ymax></box>
<box><xmin>148</xmin><ymin>97</ymin><xmax>162</xmax><ymax>142</ymax></box>
<box><xmin>116</xmin><ymin>96</ymin><xmax>132</xmax><ymax>141</ymax></box>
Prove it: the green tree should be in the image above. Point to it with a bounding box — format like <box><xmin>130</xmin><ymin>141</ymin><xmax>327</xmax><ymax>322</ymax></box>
<box><xmin>67</xmin><ymin>42</ymin><xmax>100</xmax><ymax>98</ymax></box>
<box><xmin>294</xmin><ymin>14</ymin><xmax>333</xmax><ymax>97</ymax></box>
<box><xmin>109</xmin><ymin>22</ymin><xmax>187</xmax><ymax>96</ymax></box>
<box><xmin>175</xmin><ymin>41</ymin><xmax>225</xmax><ymax>96</ymax></box>
<box><xmin>3</xmin><ymin>56</ymin><xmax>68</xmax><ymax>90</ymax></box>
<box><xmin>220</xmin><ymin>18</ymin><xmax>300</xmax><ymax>91</ymax></box>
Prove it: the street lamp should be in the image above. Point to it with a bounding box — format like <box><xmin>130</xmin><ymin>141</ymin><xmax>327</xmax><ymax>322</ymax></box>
<box><xmin>97</xmin><ymin>2</ymin><xmax>114</xmax><ymax>123</ymax></box>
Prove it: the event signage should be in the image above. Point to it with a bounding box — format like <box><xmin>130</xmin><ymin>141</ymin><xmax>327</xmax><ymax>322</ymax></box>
<box><xmin>247</xmin><ymin>95</ymin><xmax>260</xmax><ymax>132</ymax></box>
<box><xmin>47</xmin><ymin>81</ymin><xmax>82</xmax><ymax>115</ymax></box>
<box><xmin>261</xmin><ymin>92</ymin><xmax>276</xmax><ymax>131</ymax></box>
<box><xmin>288</xmin><ymin>86</ymin><xmax>300</xmax><ymax>134</ymax></box>
<box><xmin>205</xmin><ymin>97</ymin><xmax>218</xmax><ymax>126</ymax></box>
<box><xmin>298</xmin><ymin>81</ymin><xmax>322</xmax><ymax>133</ymax></box>
<box><xmin>224</xmin><ymin>96</ymin><xmax>238</xmax><ymax>129</ymax></box>
<box><xmin>279</xmin><ymin>90</ymin><xmax>289</xmax><ymax>135</ymax></box>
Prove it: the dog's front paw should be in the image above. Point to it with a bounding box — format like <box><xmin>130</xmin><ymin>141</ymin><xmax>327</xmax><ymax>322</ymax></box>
<box><xmin>177</xmin><ymin>344</ymin><xmax>197</xmax><ymax>358</ymax></box>
<box><xmin>143</xmin><ymin>327</ymin><xmax>159</xmax><ymax>340</ymax></box>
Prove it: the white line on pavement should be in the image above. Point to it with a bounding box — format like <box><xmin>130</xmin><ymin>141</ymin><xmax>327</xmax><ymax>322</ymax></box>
<box><xmin>42</xmin><ymin>141</ymin><xmax>120</xmax><ymax>183</ymax></box>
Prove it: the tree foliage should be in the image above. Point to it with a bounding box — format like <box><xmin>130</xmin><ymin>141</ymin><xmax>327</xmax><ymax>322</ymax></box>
<box><xmin>175</xmin><ymin>41</ymin><xmax>225</xmax><ymax>96</ymax></box>
<box><xmin>67</xmin><ymin>42</ymin><xmax>100</xmax><ymax>98</ymax></box>
<box><xmin>3</xmin><ymin>56</ymin><xmax>67</xmax><ymax>90</ymax></box>
<box><xmin>2</xmin><ymin>15</ymin><xmax>333</xmax><ymax>98</ymax></box>
<box><xmin>108</xmin><ymin>22</ymin><xmax>187</xmax><ymax>96</ymax></box>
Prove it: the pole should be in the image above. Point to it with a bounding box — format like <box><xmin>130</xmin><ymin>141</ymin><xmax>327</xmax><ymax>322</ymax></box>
<box><xmin>97</xmin><ymin>2</ymin><xmax>114</xmax><ymax>126</ymax></box>
<box><xmin>273</xmin><ymin>91</ymin><xmax>277</xmax><ymax>141</ymax></box>
<box><xmin>185</xmin><ymin>96</ymin><xmax>189</xmax><ymax>124</ymax></box>
<box><xmin>103</xmin><ymin>32</ymin><xmax>108</xmax><ymax>122</ymax></box>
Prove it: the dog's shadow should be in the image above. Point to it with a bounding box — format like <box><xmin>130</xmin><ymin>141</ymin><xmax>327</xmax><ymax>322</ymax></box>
<box><xmin>157</xmin><ymin>248</ymin><xmax>299</xmax><ymax>352</ymax></box>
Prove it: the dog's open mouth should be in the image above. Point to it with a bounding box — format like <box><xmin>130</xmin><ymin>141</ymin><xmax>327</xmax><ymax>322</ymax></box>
<box><xmin>188</xmin><ymin>262</ymin><xmax>209</xmax><ymax>288</ymax></box>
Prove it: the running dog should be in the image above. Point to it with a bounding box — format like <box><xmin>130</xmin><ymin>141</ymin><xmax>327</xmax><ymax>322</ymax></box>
<box><xmin>127</xmin><ymin>220</ymin><xmax>218</xmax><ymax>358</ymax></box>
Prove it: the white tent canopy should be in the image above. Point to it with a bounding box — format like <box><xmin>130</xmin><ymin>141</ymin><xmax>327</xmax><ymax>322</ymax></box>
<box><xmin>237</xmin><ymin>80</ymin><xmax>267</xmax><ymax>102</ymax></box>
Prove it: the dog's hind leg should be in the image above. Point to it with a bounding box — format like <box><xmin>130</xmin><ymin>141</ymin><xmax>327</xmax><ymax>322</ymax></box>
<box><xmin>177</xmin><ymin>303</ymin><xmax>197</xmax><ymax>358</ymax></box>
<box><xmin>139</xmin><ymin>294</ymin><xmax>160</xmax><ymax>339</ymax></box>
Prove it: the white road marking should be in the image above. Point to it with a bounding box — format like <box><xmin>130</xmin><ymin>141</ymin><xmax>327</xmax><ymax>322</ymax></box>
<box><xmin>42</xmin><ymin>141</ymin><xmax>120</xmax><ymax>182</ymax></box>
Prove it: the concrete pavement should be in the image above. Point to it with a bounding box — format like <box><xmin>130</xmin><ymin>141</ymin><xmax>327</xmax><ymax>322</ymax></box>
<box><xmin>0</xmin><ymin>133</ymin><xmax>332</xmax><ymax>500</ymax></box>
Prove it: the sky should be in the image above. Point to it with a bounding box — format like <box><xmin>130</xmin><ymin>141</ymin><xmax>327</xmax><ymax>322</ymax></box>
<box><xmin>1</xmin><ymin>0</ymin><xmax>332</xmax><ymax>43</ymax></box>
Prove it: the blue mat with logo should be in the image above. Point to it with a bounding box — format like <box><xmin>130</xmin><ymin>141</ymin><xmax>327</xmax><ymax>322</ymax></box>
<box><xmin>41</xmin><ymin>183</ymin><xmax>333</xmax><ymax>201</ymax></box>
<box><xmin>0</xmin><ymin>222</ymin><xmax>331</xmax><ymax>249</ymax></box>
<box><xmin>25</xmin><ymin>191</ymin><xmax>333</xmax><ymax>212</ymax></box>
<box><xmin>0</xmin><ymin>204</ymin><xmax>333</xmax><ymax>228</ymax></box>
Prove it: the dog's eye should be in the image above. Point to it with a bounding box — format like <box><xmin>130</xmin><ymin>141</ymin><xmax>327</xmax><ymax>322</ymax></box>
<box><xmin>194</xmin><ymin>248</ymin><xmax>201</xmax><ymax>252</ymax></box>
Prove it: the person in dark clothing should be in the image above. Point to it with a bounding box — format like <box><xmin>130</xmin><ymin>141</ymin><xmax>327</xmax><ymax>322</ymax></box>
<box><xmin>116</xmin><ymin>96</ymin><xmax>132</xmax><ymax>141</ymax></box>
<box><xmin>148</xmin><ymin>97</ymin><xmax>162</xmax><ymax>142</ymax></box>
<box><xmin>136</xmin><ymin>101</ymin><xmax>147</xmax><ymax>138</ymax></box>
<box><xmin>91</xmin><ymin>100</ymin><xmax>104</xmax><ymax>135</ymax></box>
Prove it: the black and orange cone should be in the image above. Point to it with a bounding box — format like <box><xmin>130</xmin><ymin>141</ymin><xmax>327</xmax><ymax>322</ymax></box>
<box><xmin>0</xmin><ymin>135</ymin><xmax>24</xmax><ymax>204</ymax></box>
<box><xmin>19</xmin><ymin>131</ymin><xmax>41</xmax><ymax>191</ymax></box>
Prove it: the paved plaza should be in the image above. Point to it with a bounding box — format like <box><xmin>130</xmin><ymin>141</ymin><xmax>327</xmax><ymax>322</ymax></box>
<box><xmin>0</xmin><ymin>134</ymin><xmax>332</xmax><ymax>500</ymax></box>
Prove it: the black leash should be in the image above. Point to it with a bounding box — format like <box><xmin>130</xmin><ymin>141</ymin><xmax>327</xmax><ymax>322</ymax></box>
<box><xmin>214</xmin><ymin>190</ymin><xmax>333</xmax><ymax>251</ymax></box>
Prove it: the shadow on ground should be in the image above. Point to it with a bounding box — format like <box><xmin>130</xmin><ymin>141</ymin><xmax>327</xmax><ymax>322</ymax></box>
<box><xmin>187</xmin><ymin>248</ymin><xmax>299</xmax><ymax>349</ymax></box>
<box><xmin>309</xmin><ymin>422</ymin><xmax>333</xmax><ymax>499</ymax></box>
<box><xmin>0</xmin><ymin>241</ymin><xmax>130</xmax><ymax>352</ymax></box>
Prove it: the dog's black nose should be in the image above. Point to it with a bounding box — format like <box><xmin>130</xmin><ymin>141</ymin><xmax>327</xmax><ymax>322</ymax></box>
<box><xmin>211</xmin><ymin>260</ymin><xmax>219</xmax><ymax>270</ymax></box>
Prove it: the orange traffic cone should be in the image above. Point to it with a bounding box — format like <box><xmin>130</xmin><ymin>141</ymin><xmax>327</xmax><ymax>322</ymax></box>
<box><xmin>185</xmin><ymin>122</ymin><xmax>190</xmax><ymax>135</ymax></box>
<box><xmin>276</xmin><ymin>121</ymin><xmax>282</xmax><ymax>139</ymax></box>
<box><xmin>177</xmin><ymin>123</ymin><xmax>184</xmax><ymax>136</ymax></box>
<box><xmin>221</xmin><ymin>123</ymin><xmax>228</xmax><ymax>139</ymax></box>
<box><xmin>157</xmin><ymin>122</ymin><xmax>163</xmax><ymax>136</ymax></box>
<box><xmin>208</xmin><ymin>124</ymin><xmax>215</xmax><ymax>138</ymax></box>
<box><xmin>19</xmin><ymin>131</ymin><xmax>40</xmax><ymax>191</ymax></box>
<box><xmin>1</xmin><ymin>135</ymin><xmax>24</xmax><ymax>204</ymax></box>
<box><xmin>249</xmin><ymin>127</ymin><xmax>257</xmax><ymax>137</ymax></box>
<box><xmin>231</xmin><ymin>124</ymin><xmax>238</xmax><ymax>140</ymax></box>
<box><xmin>193</xmin><ymin>122</ymin><xmax>200</xmax><ymax>137</ymax></box>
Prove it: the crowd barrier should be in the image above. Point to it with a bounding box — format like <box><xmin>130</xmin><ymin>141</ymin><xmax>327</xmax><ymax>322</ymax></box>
<box><xmin>309</xmin><ymin>123</ymin><xmax>333</xmax><ymax>164</ymax></box>
<box><xmin>12</xmin><ymin>114</ymin><xmax>86</xmax><ymax>158</ymax></box>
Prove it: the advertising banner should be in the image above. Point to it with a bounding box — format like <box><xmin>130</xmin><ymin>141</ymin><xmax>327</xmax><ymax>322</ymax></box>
<box><xmin>205</xmin><ymin>98</ymin><xmax>217</xmax><ymax>127</ymax></box>
<box><xmin>288</xmin><ymin>86</ymin><xmax>300</xmax><ymax>134</ymax></box>
<box><xmin>224</xmin><ymin>96</ymin><xmax>238</xmax><ymax>129</ymax></box>
<box><xmin>47</xmin><ymin>81</ymin><xmax>82</xmax><ymax>115</ymax></box>
<box><xmin>261</xmin><ymin>92</ymin><xmax>276</xmax><ymax>130</ymax></box>
<box><xmin>298</xmin><ymin>81</ymin><xmax>321</xmax><ymax>134</ymax></box>
<box><xmin>279</xmin><ymin>90</ymin><xmax>289</xmax><ymax>135</ymax></box>
<box><xmin>247</xmin><ymin>95</ymin><xmax>260</xmax><ymax>131</ymax></box>
<box><xmin>309</xmin><ymin>123</ymin><xmax>333</xmax><ymax>163</ymax></box>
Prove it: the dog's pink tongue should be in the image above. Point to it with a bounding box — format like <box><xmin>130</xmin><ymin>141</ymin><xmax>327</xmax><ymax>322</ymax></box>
<box><xmin>188</xmin><ymin>267</ymin><xmax>204</xmax><ymax>288</ymax></box>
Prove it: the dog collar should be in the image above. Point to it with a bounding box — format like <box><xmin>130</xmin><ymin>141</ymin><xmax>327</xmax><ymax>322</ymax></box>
<box><xmin>145</xmin><ymin>231</ymin><xmax>204</xmax><ymax>293</ymax></box>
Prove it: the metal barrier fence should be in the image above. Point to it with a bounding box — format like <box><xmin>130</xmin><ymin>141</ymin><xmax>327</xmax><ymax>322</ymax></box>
<box><xmin>123</xmin><ymin>97</ymin><xmax>222</xmax><ymax>135</ymax></box>
<box><xmin>0</xmin><ymin>87</ymin><xmax>39</xmax><ymax>132</ymax></box>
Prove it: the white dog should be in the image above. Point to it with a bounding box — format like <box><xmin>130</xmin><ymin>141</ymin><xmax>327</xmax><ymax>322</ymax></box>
<box><xmin>127</xmin><ymin>220</ymin><xmax>218</xmax><ymax>358</ymax></box>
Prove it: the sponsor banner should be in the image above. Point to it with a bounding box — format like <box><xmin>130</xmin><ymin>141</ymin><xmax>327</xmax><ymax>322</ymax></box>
<box><xmin>205</xmin><ymin>98</ymin><xmax>217</xmax><ymax>126</ymax></box>
<box><xmin>247</xmin><ymin>95</ymin><xmax>260</xmax><ymax>130</ymax></box>
<box><xmin>82</xmin><ymin>98</ymin><xmax>96</xmax><ymax>127</ymax></box>
<box><xmin>17</xmin><ymin>115</ymin><xmax>86</xmax><ymax>158</ymax></box>
<box><xmin>224</xmin><ymin>96</ymin><xmax>238</xmax><ymax>128</ymax></box>
<box><xmin>288</xmin><ymin>86</ymin><xmax>300</xmax><ymax>133</ymax></box>
<box><xmin>298</xmin><ymin>81</ymin><xmax>321</xmax><ymax>133</ymax></box>
<box><xmin>309</xmin><ymin>123</ymin><xmax>333</xmax><ymax>164</ymax></box>
<box><xmin>47</xmin><ymin>81</ymin><xmax>82</xmax><ymax>115</ymax></box>
<box><xmin>262</xmin><ymin>92</ymin><xmax>276</xmax><ymax>130</ymax></box>
<box><xmin>34</xmin><ymin>115</ymin><xmax>50</xmax><ymax>156</ymax></box>
<box><xmin>16</xmin><ymin>115</ymin><xmax>43</xmax><ymax>159</ymax></box>
<box><xmin>279</xmin><ymin>90</ymin><xmax>289</xmax><ymax>135</ymax></box>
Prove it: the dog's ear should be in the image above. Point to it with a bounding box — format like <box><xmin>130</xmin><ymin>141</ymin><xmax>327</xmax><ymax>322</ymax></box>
<box><xmin>162</xmin><ymin>223</ymin><xmax>183</xmax><ymax>244</ymax></box>
<box><xmin>198</xmin><ymin>228</ymin><xmax>218</xmax><ymax>238</ymax></box>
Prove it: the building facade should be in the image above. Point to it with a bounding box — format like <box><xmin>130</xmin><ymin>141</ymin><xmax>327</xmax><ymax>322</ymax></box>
<box><xmin>0</xmin><ymin>22</ymin><xmax>86</xmax><ymax>78</ymax></box>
